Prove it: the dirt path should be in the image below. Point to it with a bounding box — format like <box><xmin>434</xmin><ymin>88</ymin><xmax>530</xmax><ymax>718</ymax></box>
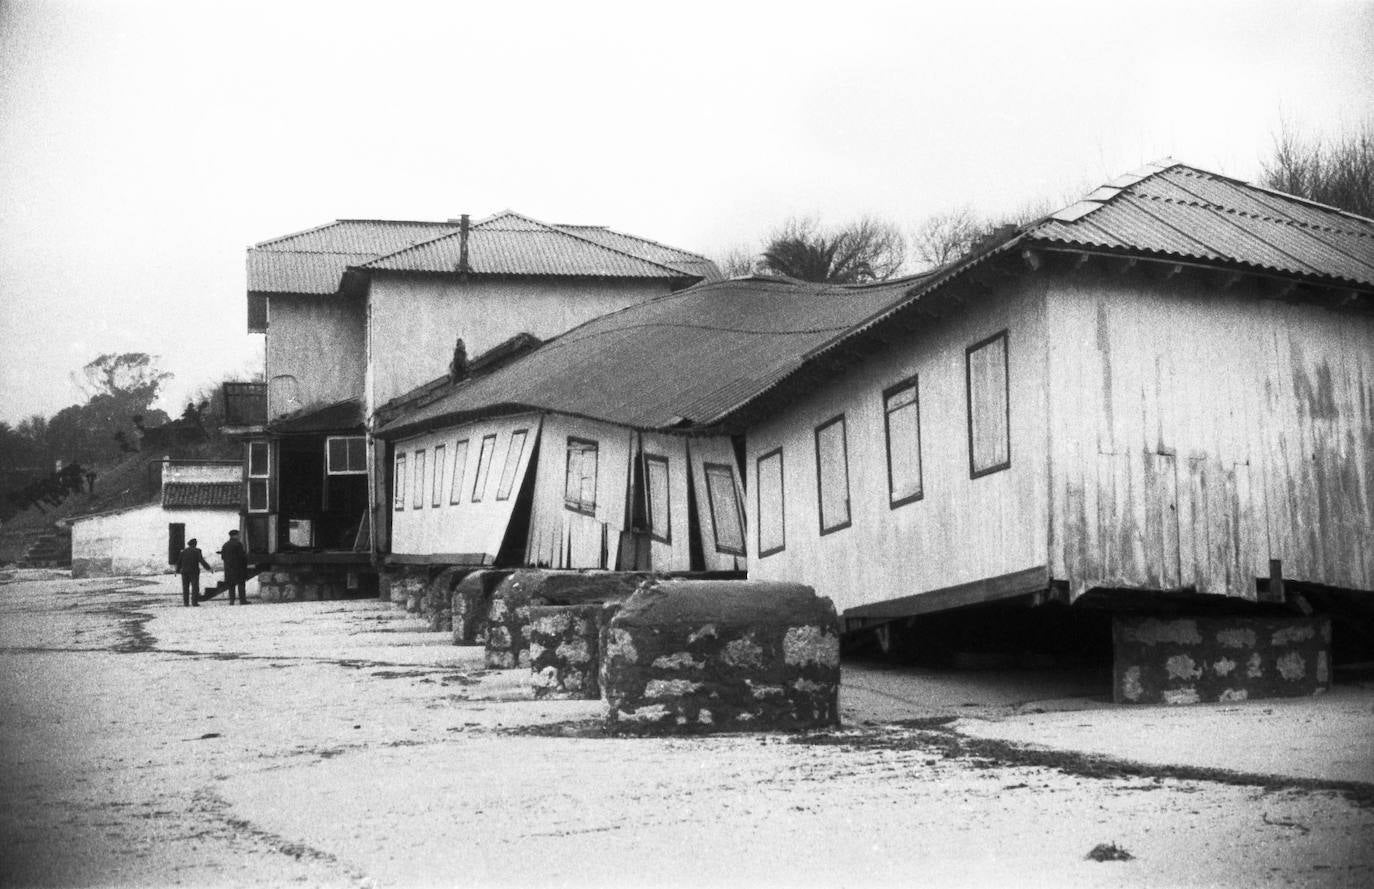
<box><xmin>2</xmin><ymin>570</ymin><xmax>1371</xmax><ymax>888</ymax></box>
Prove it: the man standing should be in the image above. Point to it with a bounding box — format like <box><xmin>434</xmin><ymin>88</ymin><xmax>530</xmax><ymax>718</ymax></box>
<box><xmin>220</xmin><ymin>529</ymin><xmax>250</xmax><ymax>605</ymax></box>
<box><xmin>177</xmin><ymin>538</ymin><xmax>213</xmax><ymax>607</ymax></box>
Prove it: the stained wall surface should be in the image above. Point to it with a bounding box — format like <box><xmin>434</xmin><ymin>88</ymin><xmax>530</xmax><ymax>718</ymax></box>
<box><xmin>265</xmin><ymin>294</ymin><xmax>366</xmax><ymax>420</ymax></box>
<box><xmin>1046</xmin><ymin>273</ymin><xmax>1374</xmax><ymax>599</ymax></box>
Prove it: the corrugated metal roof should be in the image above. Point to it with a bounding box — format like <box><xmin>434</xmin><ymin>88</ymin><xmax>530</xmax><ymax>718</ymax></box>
<box><xmin>1030</xmin><ymin>164</ymin><xmax>1374</xmax><ymax>287</ymax></box>
<box><xmin>248</xmin><ymin>213</ymin><xmax>716</xmax><ymax>294</ymax></box>
<box><xmin>162</xmin><ymin>483</ymin><xmax>241</xmax><ymax>510</ymax></box>
<box><xmin>267</xmin><ymin>398</ymin><xmax>365</xmax><ymax>434</ymax></box>
<box><xmin>376</xmin><ymin>274</ymin><xmax>929</xmax><ymax>437</ymax></box>
<box><xmin>362</xmin><ymin>212</ymin><xmax>697</xmax><ymax>279</ymax></box>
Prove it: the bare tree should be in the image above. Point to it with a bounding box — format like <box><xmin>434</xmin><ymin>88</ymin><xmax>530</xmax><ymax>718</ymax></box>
<box><xmin>717</xmin><ymin>245</ymin><xmax>759</xmax><ymax>278</ymax></box>
<box><xmin>910</xmin><ymin>206</ymin><xmax>981</xmax><ymax>269</ymax></box>
<box><xmin>1261</xmin><ymin>121</ymin><xmax>1374</xmax><ymax>217</ymax></box>
<box><xmin>759</xmin><ymin>216</ymin><xmax>906</xmax><ymax>284</ymax></box>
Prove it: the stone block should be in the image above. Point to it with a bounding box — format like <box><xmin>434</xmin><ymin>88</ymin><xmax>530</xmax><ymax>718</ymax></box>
<box><xmin>1114</xmin><ymin>614</ymin><xmax>1332</xmax><ymax>704</ymax></box>
<box><xmin>423</xmin><ymin>566</ymin><xmax>473</xmax><ymax>632</ymax></box>
<box><xmin>528</xmin><ymin>603</ymin><xmax>610</xmax><ymax>699</ymax></box>
<box><xmin>601</xmin><ymin>580</ymin><xmax>840</xmax><ymax>734</ymax></box>
<box><xmin>451</xmin><ymin>570</ymin><xmax>514</xmax><ymax>645</ymax></box>
<box><xmin>484</xmin><ymin>570</ymin><xmax>647</xmax><ymax>669</ymax></box>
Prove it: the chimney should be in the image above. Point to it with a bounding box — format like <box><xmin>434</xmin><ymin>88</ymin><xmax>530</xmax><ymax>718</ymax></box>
<box><xmin>449</xmin><ymin>337</ymin><xmax>469</xmax><ymax>383</ymax></box>
<box><xmin>457</xmin><ymin>213</ymin><xmax>471</xmax><ymax>276</ymax></box>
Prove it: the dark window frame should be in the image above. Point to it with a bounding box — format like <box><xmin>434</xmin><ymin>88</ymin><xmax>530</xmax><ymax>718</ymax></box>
<box><xmin>412</xmin><ymin>449</ymin><xmax>427</xmax><ymax>509</ymax></box>
<box><xmin>495</xmin><ymin>429</ymin><xmax>529</xmax><ymax>502</ymax></box>
<box><xmin>756</xmin><ymin>447</ymin><xmax>786</xmax><ymax>558</ymax></box>
<box><xmin>813</xmin><ymin>414</ymin><xmax>852</xmax><ymax>536</ymax></box>
<box><xmin>393</xmin><ymin>453</ymin><xmax>406</xmax><ymax>511</ymax></box>
<box><xmin>431</xmin><ymin>444</ymin><xmax>446</xmax><ymax>507</ymax></box>
<box><xmin>449</xmin><ymin>438</ymin><xmax>470</xmax><ymax>505</ymax></box>
<box><xmin>703</xmin><ymin>461</ymin><xmax>745</xmax><ymax>556</ymax></box>
<box><xmin>564</xmin><ymin>437</ymin><xmax>599</xmax><ymax>515</ymax></box>
<box><xmin>641</xmin><ymin>453</ymin><xmax>671</xmax><ymax>544</ymax></box>
<box><xmin>471</xmin><ymin>434</ymin><xmax>497</xmax><ymax>503</ymax></box>
<box><xmin>325</xmin><ymin>435</ymin><xmax>367</xmax><ymax>475</ymax></box>
<box><xmin>247</xmin><ymin>440</ymin><xmax>270</xmax><ymax>514</ymax></box>
<box><xmin>883</xmin><ymin>374</ymin><xmax>924</xmax><ymax>509</ymax></box>
<box><xmin>966</xmin><ymin>329</ymin><xmax>1012</xmax><ymax>479</ymax></box>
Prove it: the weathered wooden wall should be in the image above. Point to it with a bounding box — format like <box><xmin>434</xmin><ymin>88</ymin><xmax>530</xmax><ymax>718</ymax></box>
<box><xmin>365</xmin><ymin>276</ymin><xmax>674</xmax><ymax>411</ymax></box>
<box><xmin>265</xmin><ymin>294</ymin><xmax>366</xmax><ymax>420</ymax></box>
<box><xmin>389</xmin><ymin>414</ymin><xmax>540</xmax><ymax>561</ymax></box>
<box><xmin>746</xmin><ymin>280</ymin><xmax>1050</xmax><ymax>615</ymax></box>
<box><xmin>685</xmin><ymin>437</ymin><xmax>748</xmax><ymax>573</ymax></box>
<box><xmin>1047</xmin><ymin>272</ymin><xmax>1374</xmax><ymax>599</ymax></box>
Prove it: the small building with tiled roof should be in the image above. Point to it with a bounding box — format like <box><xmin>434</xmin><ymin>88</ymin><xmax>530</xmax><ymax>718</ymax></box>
<box><xmin>240</xmin><ymin>210</ymin><xmax>719</xmax><ymax>594</ymax></box>
<box><xmin>70</xmin><ymin>460</ymin><xmax>243</xmax><ymax>577</ymax></box>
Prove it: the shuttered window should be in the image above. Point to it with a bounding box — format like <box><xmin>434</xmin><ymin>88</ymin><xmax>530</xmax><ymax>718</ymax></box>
<box><xmin>704</xmin><ymin>462</ymin><xmax>745</xmax><ymax>556</ymax></box>
<box><xmin>393</xmin><ymin>454</ymin><xmax>406</xmax><ymax>511</ymax></box>
<box><xmin>431</xmin><ymin>444</ymin><xmax>446</xmax><ymax>507</ymax></box>
<box><xmin>643</xmin><ymin>454</ymin><xmax>670</xmax><ymax>542</ymax></box>
<box><xmin>471</xmin><ymin>435</ymin><xmax>496</xmax><ymax>502</ymax></box>
<box><xmin>884</xmin><ymin>376</ymin><xmax>923</xmax><ymax>507</ymax></box>
<box><xmin>757</xmin><ymin>448</ymin><xmax>785</xmax><ymax>557</ymax></box>
<box><xmin>449</xmin><ymin>439</ymin><xmax>469</xmax><ymax>504</ymax></box>
<box><xmin>967</xmin><ymin>331</ymin><xmax>1010</xmax><ymax>477</ymax></box>
<box><xmin>814</xmin><ymin>415</ymin><xmax>851</xmax><ymax>534</ymax></box>
<box><xmin>412</xmin><ymin>449</ymin><xmax>426</xmax><ymax>508</ymax></box>
<box><xmin>496</xmin><ymin>430</ymin><xmax>528</xmax><ymax>501</ymax></box>
<box><xmin>564</xmin><ymin>438</ymin><xmax>599</xmax><ymax>515</ymax></box>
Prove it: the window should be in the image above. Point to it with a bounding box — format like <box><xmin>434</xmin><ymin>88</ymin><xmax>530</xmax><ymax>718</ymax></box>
<box><xmin>496</xmin><ymin>429</ymin><xmax>528</xmax><ymax>501</ymax></box>
<box><xmin>756</xmin><ymin>448</ymin><xmax>785</xmax><ymax>557</ymax></box>
<box><xmin>704</xmin><ymin>462</ymin><xmax>745</xmax><ymax>555</ymax></box>
<box><xmin>432</xmin><ymin>444</ymin><xmax>446</xmax><ymax>507</ymax></box>
<box><xmin>449</xmin><ymin>439</ymin><xmax>470</xmax><ymax>504</ymax></box>
<box><xmin>412</xmin><ymin>449</ymin><xmax>426</xmax><ymax>508</ymax></box>
<box><xmin>393</xmin><ymin>453</ymin><xmax>406</xmax><ymax>511</ymax></box>
<box><xmin>471</xmin><ymin>434</ymin><xmax>496</xmax><ymax>502</ymax></box>
<box><xmin>326</xmin><ymin>435</ymin><xmax>367</xmax><ymax>475</ymax></box>
<box><xmin>564</xmin><ymin>438</ymin><xmax>599</xmax><ymax>514</ymax></box>
<box><xmin>884</xmin><ymin>376</ymin><xmax>923</xmax><ymax>507</ymax></box>
<box><xmin>967</xmin><ymin>331</ymin><xmax>1010</xmax><ymax>477</ymax></box>
<box><xmin>814</xmin><ymin>415</ymin><xmax>851</xmax><ymax>534</ymax></box>
<box><xmin>642</xmin><ymin>454</ymin><xmax>671</xmax><ymax>543</ymax></box>
<box><xmin>247</xmin><ymin>440</ymin><xmax>270</xmax><ymax>513</ymax></box>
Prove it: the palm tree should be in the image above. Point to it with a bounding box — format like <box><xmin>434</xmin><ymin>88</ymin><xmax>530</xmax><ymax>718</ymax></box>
<box><xmin>759</xmin><ymin>217</ymin><xmax>905</xmax><ymax>284</ymax></box>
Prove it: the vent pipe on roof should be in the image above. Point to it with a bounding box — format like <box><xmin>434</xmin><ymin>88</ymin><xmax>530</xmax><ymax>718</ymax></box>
<box><xmin>457</xmin><ymin>214</ymin><xmax>471</xmax><ymax>276</ymax></box>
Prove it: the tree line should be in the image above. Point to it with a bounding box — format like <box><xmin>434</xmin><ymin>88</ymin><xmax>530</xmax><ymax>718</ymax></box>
<box><xmin>721</xmin><ymin>123</ymin><xmax>1373</xmax><ymax>284</ymax></box>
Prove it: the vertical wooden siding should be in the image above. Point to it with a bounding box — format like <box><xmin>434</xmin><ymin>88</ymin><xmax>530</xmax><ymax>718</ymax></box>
<box><xmin>390</xmin><ymin>414</ymin><xmax>541</xmax><ymax>560</ymax></box>
<box><xmin>524</xmin><ymin>415</ymin><xmax>632</xmax><ymax>570</ymax></box>
<box><xmin>1047</xmin><ymin>274</ymin><xmax>1374</xmax><ymax>599</ymax></box>
<box><xmin>747</xmin><ymin>282</ymin><xmax>1049</xmax><ymax>615</ymax></box>
<box><xmin>685</xmin><ymin>437</ymin><xmax>748</xmax><ymax>572</ymax></box>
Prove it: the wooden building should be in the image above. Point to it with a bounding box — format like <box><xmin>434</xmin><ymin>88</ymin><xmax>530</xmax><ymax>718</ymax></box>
<box><xmin>241</xmin><ymin>212</ymin><xmax>718</xmax><ymax>596</ymax></box>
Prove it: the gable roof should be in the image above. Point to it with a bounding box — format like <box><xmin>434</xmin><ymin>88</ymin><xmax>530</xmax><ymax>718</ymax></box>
<box><xmin>375</xmin><ymin>273</ymin><xmax>932</xmax><ymax>439</ymax></box>
<box><xmin>162</xmin><ymin>482</ymin><xmax>241</xmax><ymax>510</ymax></box>
<box><xmin>1027</xmin><ymin>160</ymin><xmax>1374</xmax><ymax>288</ymax></box>
<box><xmin>248</xmin><ymin>213</ymin><xmax>719</xmax><ymax>295</ymax></box>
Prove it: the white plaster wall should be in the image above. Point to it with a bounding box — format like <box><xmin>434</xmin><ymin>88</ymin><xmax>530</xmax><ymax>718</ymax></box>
<box><xmin>365</xmin><ymin>276</ymin><xmax>674</xmax><ymax>411</ymax></box>
<box><xmin>71</xmin><ymin>506</ymin><xmax>235</xmax><ymax>577</ymax></box>
<box><xmin>265</xmin><ymin>294</ymin><xmax>366</xmax><ymax>419</ymax></box>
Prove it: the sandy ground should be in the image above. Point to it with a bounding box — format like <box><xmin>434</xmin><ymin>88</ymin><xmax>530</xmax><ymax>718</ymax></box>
<box><xmin>1</xmin><ymin>569</ymin><xmax>1372</xmax><ymax>888</ymax></box>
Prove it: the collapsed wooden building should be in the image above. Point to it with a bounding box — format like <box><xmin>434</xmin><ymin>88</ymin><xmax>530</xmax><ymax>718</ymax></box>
<box><xmin>371</xmin><ymin>162</ymin><xmax>1374</xmax><ymax>701</ymax></box>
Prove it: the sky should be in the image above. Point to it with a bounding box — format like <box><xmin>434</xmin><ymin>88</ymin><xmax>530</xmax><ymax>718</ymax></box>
<box><xmin>1</xmin><ymin>0</ymin><xmax>1371</xmax><ymax>426</ymax></box>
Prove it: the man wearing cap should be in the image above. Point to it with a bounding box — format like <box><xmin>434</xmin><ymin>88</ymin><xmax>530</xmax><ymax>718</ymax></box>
<box><xmin>177</xmin><ymin>538</ymin><xmax>213</xmax><ymax>607</ymax></box>
<box><xmin>220</xmin><ymin>529</ymin><xmax>250</xmax><ymax>605</ymax></box>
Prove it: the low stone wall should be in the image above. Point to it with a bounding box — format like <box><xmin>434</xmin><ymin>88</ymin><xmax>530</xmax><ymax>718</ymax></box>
<box><xmin>601</xmin><ymin>580</ymin><xmax>841</xmax><ymax>734</ymax></box>
<box><xmin>422</xmin><ymin>567</ymin><xmax>474</xmax><ymax>632</ymax></box>
<box><xmin>451</xmin><ymin>570</ymin><xmax>514</xmax><ymax>645</ymax></box>
<box><xmin>1113</xmin><ymin>614</ymin><xmax>1332</xmax><ymax>704</ymax></box>
<box><xmin>258</xmin><ymin>565</ymin><xmax>351</xmax><ymax>602</ymax></box>
<box><xmin>381</xmin><ymin>564</ymin><xmax>432</xmax><ymax>612</ymax></box>
<box><xmin>485</xmin><ymin>571</ymin><xmax>647</xmax><ymax>669</ymax></box>
<box><xmin>528</xmin><ymin>604</ymin><xmax>609</xmax><ymax>699</ymax></box>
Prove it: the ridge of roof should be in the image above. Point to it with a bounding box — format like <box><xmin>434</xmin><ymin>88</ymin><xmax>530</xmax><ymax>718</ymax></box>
<box><xmin>553</xmin><ymin>222</ymin><xmax>718</xmax><ymax>265</ymax></box>
<box><xmin>253</xmin><ymin>219</ymin><xmax>456</xmax><ymax>252</ymax></box>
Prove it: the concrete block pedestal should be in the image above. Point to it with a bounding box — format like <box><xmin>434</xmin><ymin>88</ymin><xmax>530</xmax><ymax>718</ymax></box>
<box><xmin>1113</xmin><ymin>614</ymin><xmax>1332</xmax><ymax>704</ymax></box>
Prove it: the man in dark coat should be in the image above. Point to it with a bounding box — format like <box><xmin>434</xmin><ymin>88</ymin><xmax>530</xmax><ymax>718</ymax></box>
<box><xmin>219</xmin><ymin>529</ymin><xmax>250</xmax><ymax>605</ymax></box>
<box><xmin>177</xmin><ymin>538</ymin><xmax>213</xmax><ymax>607</ymax></box>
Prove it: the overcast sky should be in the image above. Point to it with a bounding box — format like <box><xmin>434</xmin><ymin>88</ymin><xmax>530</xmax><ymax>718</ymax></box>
<box><xmin>1</xmin><ymin>0</ymin><xmax>1371</xmax><ymax>426</ymax></box>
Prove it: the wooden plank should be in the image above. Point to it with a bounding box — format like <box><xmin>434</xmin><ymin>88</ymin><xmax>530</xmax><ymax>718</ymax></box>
<box><xmin>386</xmin><ymin>552</ymin><xmax>493</xmax><ymax>566</ymax></box>
<box><xmin>845</xmin><ymin>565</ymin><xmax>1050</xmax><ymax>620</ymax></box>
